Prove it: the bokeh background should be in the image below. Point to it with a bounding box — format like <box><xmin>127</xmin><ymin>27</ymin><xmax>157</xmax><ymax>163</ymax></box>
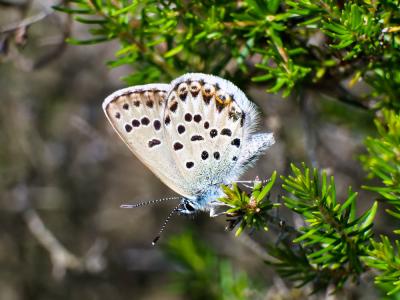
<box><xmin>0</xmin><ymin>2</ymin><xmax>385</xmax><ymax>299</ymax></box>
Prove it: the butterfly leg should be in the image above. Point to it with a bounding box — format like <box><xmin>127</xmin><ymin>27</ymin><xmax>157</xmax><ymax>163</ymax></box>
<box><xmin>233</xmin><ymin>176</ymin><xmax>270</xmax><ymax>188</ymax></box>
<box><xmin>238</xmin><ymin>183</ymin><xmax>253</xmax><ymax>189</ymax></box>
<box><xmin>209</xmin><ymin>201</ymin><xmax>231</xmax><ymax>217</ymax></box>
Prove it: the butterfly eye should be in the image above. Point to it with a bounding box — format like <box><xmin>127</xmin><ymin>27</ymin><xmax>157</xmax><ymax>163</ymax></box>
<box><xmin>186</xmin><ymin>204</ymin><xmax>195</xmax><ymax>212</ymax></box>
<box><xmin>177</xmin><ymin>200</ymin><xmax>195</xmax><ymax>214</ymax></box>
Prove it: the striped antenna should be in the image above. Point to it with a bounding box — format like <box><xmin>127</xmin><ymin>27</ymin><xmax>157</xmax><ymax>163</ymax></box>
<box><xmin>120</xmin><ymin>196</ymin><xmax>180</xmax><ymax>208</ymax></box>
<box><xmin>152</xmin><ymin>204</ymin><xmax>180</xmax><ymax>246</ymax></box>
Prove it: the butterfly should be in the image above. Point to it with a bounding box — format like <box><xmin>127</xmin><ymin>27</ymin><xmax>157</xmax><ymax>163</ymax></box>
<box><xmin>102</xmin><ymin>73</ymin><xmax>274</xmax><ymax>228</ymax></box>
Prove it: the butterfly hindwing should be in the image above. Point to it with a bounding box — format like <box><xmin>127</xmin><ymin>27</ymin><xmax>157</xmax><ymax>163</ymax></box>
<box><xmin>163</xmin><ymin>73</ymin><xmax>260</xmax><ymax>194</ymax></box>
<box><xmin>102</xmin><ymin>84</ymin><xmax>191</xmax><ymax>197</ymax></box>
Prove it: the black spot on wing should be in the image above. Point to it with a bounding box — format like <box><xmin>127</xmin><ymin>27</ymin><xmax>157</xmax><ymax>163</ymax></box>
<box><xmin>203</xmin><ymin>95</ymin><xmax>212</xmax><ymax>104</ymax></box>
<box><xmin>184</xmin><ymin>113</ymin><xmax>192</xmax><ymax>122</ymax></box>
<box><xmin>201</xmin><ymin>151</ymin><xmax>209</xmax><ymax>160</ymax></box>
<box><xmin>165</xmin><ymin>115</ymin><xmax>171</xmax><ymax>126</ymax></box>
<box><xmin>141</xmin><ymin>117</ymin><xmax>150</xmax><ymax>126</ymax></box>
<box><xmin>132</xmin><ymin>119</ymin><xmax>140</xmax><ymax>127</ymax></box>
<box><xmin>213</xmin><ymin>152</ymin><xmax>220</xmax><ymax>160</ymax></box>
<box><xmin>146</xmin><ymin>100</ymin><xmax>154</xmax><ymax>108</ymax></box>
<box><xmin>173</xmin><ymin>142</ymin><xmax>183</xmax><ymax>151</ymax></box>
<box><xmin>240</xmin><ymin>112</ymin><xmax>246</xmax><ymax>127</ymax></box>
<box><xmin>153</xmin><ymin>120</ymin><xmax>161</xmax><ymax>130</ymax></box>
<box><xmin>231</xmin><ymin>138</ymin><xmax>241</xmax><ymax>147</ymax></box>
<box><xmin>216</xmin><ymin>102</ymin><xmax>224</xmax><ymax>113</ymax></box>
<box><xmin>169</xmin><ymin>101</ymin><xmax>178</xmax><ymax>113</ymax></box>
<box><xmin>221</xmin><ymin>128</ymin><xmax>232</xmax><ymax>136</ymax></box>
<box><xmin>190</xmin><ymin>81</ymin><xmax>201</xmax><ymax>98</ymax></box>
<box><xmin>148</xmin><ymin>139</ymin><xmax>161</xmax><ymax>148</ymax></box>
<box><xmin>177</xmin><ymin>83</ymin><xmax>189</xmax><ymax>101</ymax></box>
<box><xmin>191</xmin><ymin>135</ymin><xmax>204</xmax><ymax>141</ymax></box>
<box><xmin>191</xmin><ymin>90</ymin><xmax>200</xmax><ymax>97</ymax></box>
<box><xmin>179</xmin><ymin>93</ymin><xmax>187</xmax><ymax>101</ymax></box>
<box><xmin>194</xmin><ymin>114</ymin><xmax>202</xmax><ymax>123</ymax></box>
<box><xmin>125</xmin><ymin>124</ymin><xmax>132</xmax><ymax>132</ymax></box>
<box><xmin>202</xmin><ymin>84</ymin><xmax>215</xmax><ymax>106</ymax></box>
<box><xmin>228</xmin><ymin>108</ymin><xmax>241</xmax><ymax>122</ymax></box>
<box><xmin>177</xmin><ymin>125</ymin><xmax>185</xmax><ymax>134</ymax></box>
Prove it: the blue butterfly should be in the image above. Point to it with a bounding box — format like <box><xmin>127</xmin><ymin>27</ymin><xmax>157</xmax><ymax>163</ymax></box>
<box><xmin>103</xmin><ymin>73</ymin><xmax>274</xmax><ymax>242</ymax></box>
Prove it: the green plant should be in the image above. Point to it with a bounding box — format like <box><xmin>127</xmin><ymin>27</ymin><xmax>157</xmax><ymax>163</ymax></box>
<box><xmin>360</xmin><ymin>109</ymin><xmax>400</xmax><ymax>295</ymax></box>
<box><xmin>55</xmin><ymin>0</ymin><xmax>400</xmax><ymax>106</ymax></box>
<box><xmin>219</xmin><ymin>171</ymin><xmax>278</xmax><ymax>236</ymax></box>
<box><xmin>221</xmin><ymin>164</ymin><xmax>377</xmax><ymax>291</ymax></box>
<box><xmin>361</xmin><ymin>109</ymin><xmax>400</xmax><ymax>217</ymax></box>
<box><xmin>165</xmin><ymin>231</ymin><xmax>257</xmax><ymax>300</ymax></box>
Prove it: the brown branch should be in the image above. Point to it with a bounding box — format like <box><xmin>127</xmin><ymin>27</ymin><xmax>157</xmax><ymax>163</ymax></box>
<box><xmin>23</xmin><ymin>208</ymin><xmax>82</xmax><ymax>279</ymax></box>
<box><xmin>13</xmin><ymin>183</ymin><xmax>107</xmax><ymax>280</ymax></box>
<box><xmin>0</xmin><ymin>11</ymin><xmax>50</xmax><ymax>33</ymax></box>
<box><xmin>23</xmin><ymin>208</ymin><xmax>108</xmax><ymax>279</ymax></box>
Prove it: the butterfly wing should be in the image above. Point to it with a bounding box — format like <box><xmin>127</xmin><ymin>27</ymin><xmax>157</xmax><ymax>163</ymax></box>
<box><xmin>162</xmin><ymin>73</ymin><xmax>270</xmax><ymax>195</ymax></box>
<box><xmin>102</xmin><ymin>84</ymin><xmax>191</xmax><ymax>197</ymax></box>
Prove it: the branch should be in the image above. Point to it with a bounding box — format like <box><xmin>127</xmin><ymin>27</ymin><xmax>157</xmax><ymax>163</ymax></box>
<box><xmin>23</xmin><ymin>208</ymin><xmax>107</xmax><ymax>279</ymax></box>
<box><xmin>12</xmin><ymin>183</ymin><xmax>107</xmax><ymax>280</ymax></box>
<box><xmin>0</xmin><ymin>11</ymin><xmax>50</xmax><ymax>34</ymax></box>
<box><xmin>23</xmin><ymin>208</ymin><xmax>82</xmax><ymax>279</ymax></box>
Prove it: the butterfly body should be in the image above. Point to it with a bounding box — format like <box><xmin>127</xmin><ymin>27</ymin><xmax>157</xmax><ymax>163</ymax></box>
<box><xmin>178</xmin><ymin>184</ymin><xmax>223</xmax><ymax>215</ymax></box>
<box><xmin>103</xmin><ymin>73</ymin><xmax>274</xmax><ymax>216</ymax></box>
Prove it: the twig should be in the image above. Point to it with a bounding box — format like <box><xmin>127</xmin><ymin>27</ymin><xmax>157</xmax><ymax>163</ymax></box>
<box><xmin>263</xmin><ymin>212</ymin><xmax>302</xmax><ymax>238</ymax></box>
<box><xmin>23</xmin><ymin>208</ymin><xmax>107</xmax><ymax>279</ymax></box>
<box><xmin>314</xmin><ymin>81</ymin><xmax>370</xmax><ymax>110</ymax></box>
<box><xmin>235</xmin><ymin>232</ymin><xmax>279</xmax><ymax>262</ymax></box>
<box><xmin>23</xmin><ymin>208</ymin><xmax>82</xmax><ymax>279</ymax></box>
<box><xmin>13</xmin><ymin>184</ymin><xmax>106</xmax><ymax>280</ymax></box>
<box><xmin>0</xmin><ymin>11</ymin><xmax>49</xmax><ymax>33</ymax></box>
<box><xmin>33</xmin><ymin>10</ymin><xmax>71</xmax><ymax>69</ymax></box>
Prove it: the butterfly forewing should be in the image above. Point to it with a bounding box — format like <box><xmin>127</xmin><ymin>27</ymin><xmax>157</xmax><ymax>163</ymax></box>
<box><xmin>163</xmin><ymin>74</ymin><xmax>257</xmax><ymax>193</ymax></box>
<box><xmin>102</xmin><ymin>84</ymin><xmax>191</xmax><ymax>197</ymax></box>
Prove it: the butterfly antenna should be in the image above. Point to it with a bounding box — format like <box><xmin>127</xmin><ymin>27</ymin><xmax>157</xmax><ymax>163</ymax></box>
<box><xmin>120</xmin><ymin>197</ymin><xmax>180</xmax><ymax>208</ymax></box>
<box><xmin>152</xmin><ymin>204</ymin><xmax>180</xmax><ymax>246</ymax></box>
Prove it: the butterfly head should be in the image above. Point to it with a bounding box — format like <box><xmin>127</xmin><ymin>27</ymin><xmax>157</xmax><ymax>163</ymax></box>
<box><xmin>177</xmin><ymin>184</ymin><xmax>226</xmax><ymax>215</ymax></box>
<box><xmin>177</xmin><ymin>198</ymin><xmax>198</xmax><ymax>215</ymax></box>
